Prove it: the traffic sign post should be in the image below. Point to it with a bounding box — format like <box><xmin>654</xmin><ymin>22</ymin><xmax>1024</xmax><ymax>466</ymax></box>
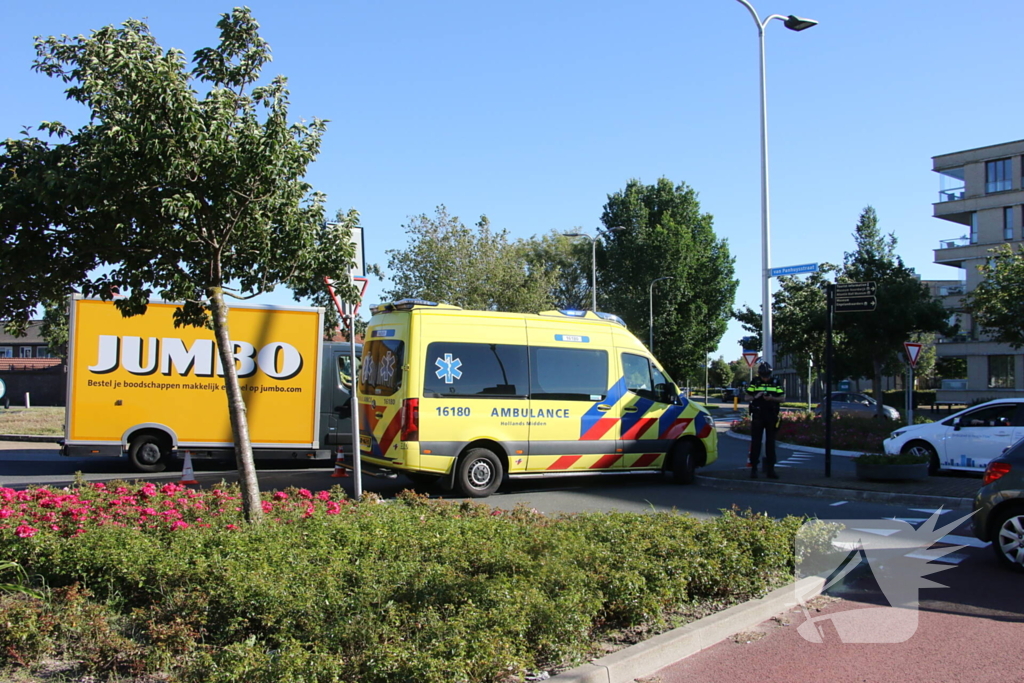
<box><xmin>743</xmin><ymin>351</ymin><xmax>759</xmax><ymax>368</ymax></box>
<box><xmin>904</xmin><ymin>342</ymin><xmax>923</xmax><ymax>425</ymax></box>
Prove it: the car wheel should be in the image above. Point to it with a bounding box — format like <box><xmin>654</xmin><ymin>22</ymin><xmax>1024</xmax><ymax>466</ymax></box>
<box><xmin>991</xmin><ymin>508</ymin><xmax>1024</xmax><ymax>573</ymax></box>
<box><xmin>671</xmin><ymin>440</ymin><xmax>698</xmax><ymax>485</ymax></box>
<box><xmin>902</xmin><ymin>441</ymin><xmax>939</xmax><ymax>475</ymax></box>
<box><xmin>455</xmin><ymin>448</ymin><xmax>503</xmax><ymax>498</ymax></box>
<box><xmin>128</xmin><ymin>434</ymin><xmax>169</xmax><ymax>474</ymax></box>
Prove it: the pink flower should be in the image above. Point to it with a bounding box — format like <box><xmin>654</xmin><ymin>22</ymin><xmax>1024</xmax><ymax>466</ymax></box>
<box><xmin>161</xmin><ymin>483</ymin><xmax>182</xmax><ymax>495</ymax></box>
<box><xmin>225</xmin><ymin>524</ymin><xmax>239</xmax><ymax>531</ymax></box>
<box><xmin>316</xmin><ymin>491</ymin><xmax>332</xmax><ymax>502</ymax></box>
<box><xmin>273</xmin><ymin>492</ymin><xmax>289</xmax><ymax>501</ymax></box>
<box><xmin>15</xmin><ymin>524</ymin><xmax>38</xmax><ymax>538</ymax></box>
<box><xmin>261</xmin><ymin>501</ymin><xmax>273</xmax><ymax>513</ymax></box>
<box><xmin>170</xmin><ymin>521</ymin><xmax>189</xmax><ymax>530</ymax></box>
<box><xmin>297</xmin><ymin>489</ymin><xmax>313</xmax><ymax>500</ymax></box>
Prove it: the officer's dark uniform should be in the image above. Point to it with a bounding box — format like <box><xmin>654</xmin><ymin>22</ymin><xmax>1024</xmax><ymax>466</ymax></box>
<box><xmin>746</xmin><ymin>363</ymin><xmax>785</xmax><ymax>479</ymax></box>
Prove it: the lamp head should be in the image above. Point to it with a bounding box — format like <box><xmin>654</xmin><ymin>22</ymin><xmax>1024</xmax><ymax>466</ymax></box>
<box><xmin>784</xmin><ymin>15</ymin><xmax>817</xmax><ymax>31</ymax></box>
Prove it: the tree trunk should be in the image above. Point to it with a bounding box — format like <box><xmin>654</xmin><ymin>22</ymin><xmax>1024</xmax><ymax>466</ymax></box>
<box><xmin>209</xmin><ymin>287</ymin><xmax>264</xmax><ymax>524</ymax></box>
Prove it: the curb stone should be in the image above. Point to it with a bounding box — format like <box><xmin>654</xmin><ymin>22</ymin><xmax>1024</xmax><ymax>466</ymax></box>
<box><xmin>550</xmin><ymin>576</ymin><xmax>826</xmax><ymax>683</ymax></box>
<box><xmin>695</xmin><ymin>474</ymin><xmax>974</xmax><ymax>511</ymax></box>
<box><xmin>0</xmin><ymin>434</ymin><xmax>62</xmax><ymax>443</ymax></box>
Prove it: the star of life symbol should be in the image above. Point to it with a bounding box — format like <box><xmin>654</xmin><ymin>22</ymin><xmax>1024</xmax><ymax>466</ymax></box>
<box><xmin>360</xmin><ymin>356</ymin><xmax>375</xmax><ymax>383</ymax></box>
<box><xmin>435</xmin><ymin>354</ymin><xmax>463</xmax><ymax>384</ymax></box>
<box><xmin>378</xmin><ymin>352</ymin><xmax>396</xmax><ymax>385</ymax></box>
<box><xmin>792</xmin><ymin>509</ymin><xmax>973</xmax><ymax>644</ymax></box>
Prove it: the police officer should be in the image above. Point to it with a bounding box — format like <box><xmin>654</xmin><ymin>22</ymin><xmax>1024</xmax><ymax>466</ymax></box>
<box><xmin>746</xmin><ymin>362</ymin><xmax>785</xmax><ymax>479</ymax></box>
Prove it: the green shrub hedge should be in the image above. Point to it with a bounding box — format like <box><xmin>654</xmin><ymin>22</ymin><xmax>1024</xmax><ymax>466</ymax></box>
<box><xmin>0</xmin><ymin>483</ymin><xmax>805</xmax><ymax>683</ymax></box>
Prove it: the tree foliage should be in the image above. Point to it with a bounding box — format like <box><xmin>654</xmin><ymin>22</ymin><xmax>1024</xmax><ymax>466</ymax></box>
<box><xmin>522</xmin><ymin>230</ymin><xmax>592</xmax><ymax>310</ymax></box>
<box><xmin>599</xmin><ymin>178</ymin><xmax>737</xmax><ymax>383</ymax></box>
<box><xmin>1</xmin><ymin>9</ymin><xmax>357</xmax><ymax>521</ymax></box>
<box><xmin>965</xmin><ymin>243</ymin><xmax>1024</xmax><ymax>349</ymax></box>
<box><xmin>832</xmin><ymin>207</ymin><xmax>950</xmax><ymax>413</ymax></box>
<box><xmin>383</xmin><ymin>205</ymin><xmax>557</xmax><ymax>313</ymax></box>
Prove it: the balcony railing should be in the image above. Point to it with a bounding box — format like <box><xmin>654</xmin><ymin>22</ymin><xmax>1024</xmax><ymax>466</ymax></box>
<box><xmin>938</xmin><ymin>283</ymin><xmax>965</xmax><ymax>296</ymax></box>
<box><xmin>938</xmin><ymin>236</ymin><xmax>969</xmax><ymax>250</ymax></box>
<box><xmin>938</xmin><ymin>187</ymin><xmax>965</xmax><ymax>202</ymax></box>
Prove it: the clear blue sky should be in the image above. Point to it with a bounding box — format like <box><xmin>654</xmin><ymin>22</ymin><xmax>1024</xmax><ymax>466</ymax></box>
<box><xmin>4</xmin><ymin>0</ymin><xmax>1023</xmax><ymax>366</ymax></box>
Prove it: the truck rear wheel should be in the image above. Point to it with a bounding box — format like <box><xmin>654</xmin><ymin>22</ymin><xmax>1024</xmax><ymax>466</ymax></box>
<box><xmin>129</xmin><ymin>434</ymin><xmax>169</xmax><ymax>474</ymax></box>
<box><xmin>455</xmin><ymin>448</ymin><xmax>503</xmax><ymax>498</ymax></box>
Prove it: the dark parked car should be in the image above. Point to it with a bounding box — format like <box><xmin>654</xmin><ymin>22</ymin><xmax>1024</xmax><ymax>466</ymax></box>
<box><xmin>813</xmin><ymin>392</ymin><xmax>900</xmax><ymax>420</ymax></box>
<box><xmin>972</xmin><ymin>438</ymin><xmax>1024</xmax><ymax>573</ymax></box>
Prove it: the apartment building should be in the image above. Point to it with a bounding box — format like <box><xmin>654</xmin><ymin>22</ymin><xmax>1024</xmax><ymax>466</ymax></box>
<box><xmin>933</xmin><ymin>139</ymin><xmax>1024</xmax><ymax>404</ymax></box>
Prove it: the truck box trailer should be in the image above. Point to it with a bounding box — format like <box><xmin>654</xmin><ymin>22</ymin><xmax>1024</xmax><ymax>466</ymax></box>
<box><xmin>62</xmin><ymin>297</ymin><xmax>359</xmax><ymax>473</ymax></box>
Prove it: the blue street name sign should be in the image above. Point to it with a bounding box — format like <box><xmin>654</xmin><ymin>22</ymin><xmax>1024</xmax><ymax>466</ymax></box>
<box><xmin>770</xmin><ymin>263</ymin><xmax>819</xmax><ymax>277</ymax></box>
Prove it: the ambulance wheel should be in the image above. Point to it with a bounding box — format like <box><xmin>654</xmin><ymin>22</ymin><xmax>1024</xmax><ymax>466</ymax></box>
<box><xmin>456</xmin><ymin>448</ymin><xmax>503</xmax><ymax>498</ymax></box>
<box><xmin>129</xmin><ymin>434</ymin><xmax>169</xmax><ymax>474</ymax></box>
<box><xmin>671</xmin><ymin>441</ymin><xmax>697</xmax><ymax>485</ymax></box>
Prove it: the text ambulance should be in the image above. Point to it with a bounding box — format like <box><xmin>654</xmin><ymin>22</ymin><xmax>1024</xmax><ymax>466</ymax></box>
<box><xmin>357</xmin><ymin>300</ymin><xmax>717</xmax><ymax>497</ymax></box>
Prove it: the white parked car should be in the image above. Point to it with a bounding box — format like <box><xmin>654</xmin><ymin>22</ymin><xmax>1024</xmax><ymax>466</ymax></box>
<box><xmin>884</xmin><ymin>398</ymin><xmax>1024</xmax><ymax>474</ymax></box>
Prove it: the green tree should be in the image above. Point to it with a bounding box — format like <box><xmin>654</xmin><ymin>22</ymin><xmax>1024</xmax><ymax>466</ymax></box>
<box><xmin>384</xmin><ymin>206</ymin><xmax>556</xmax><ymax>313</ymax></box>
<box><xmin>708</xmin><ymin>356</ymin><xmax>731</xmax><ymax>388</ymax></box>
<box><xmin>0</xmin><ymin>10</ymin><xmax>357</xmax><ymax>522</ymax></box>
<box><xmin>964</xmin><ymin>244</ymin><xmax>1024</xmax><ymax>348</ymax></box>
<box><xmin>838</xmin><ymin>207</ymin><xmax>951</xmax><ymax>416</ymax></box>
<box><xmin>523</xmin><ymin>230</ymin><xmax>592</xmax><ymax>310</ymax></box>
<box><xmin>600</xmin><ymin>178</ymin><xmax>738</xmax><ymax>383</ymax></box>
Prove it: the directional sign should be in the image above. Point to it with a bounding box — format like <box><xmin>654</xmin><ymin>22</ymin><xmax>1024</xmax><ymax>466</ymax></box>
<box><xmin>743</xmin><ymin>351</ymin><xmax>759</xmax><ymax>368</ymax></box>
<box><xmin>770</xmin><ymin>263</ymin><xmax>819</xmax><ymax>278</ymax></box>
<box><xmin>836</xmin><ymin>281</ymin><xmax>876</xmax><ymax>297</ymax></box>
<box><xmin>835</xmin><ymin>295</ymin><xmax>876</xmax><ymax>312</ymax></box>
<box><xmin>904</xmin><ymin>342</ymin><xmax>923</xmax><ymax>368</ymax></box>
<box><xmin>835</xmin><ymin>281</ymin><xmax>877</xmax><ymax>313</ymax></box>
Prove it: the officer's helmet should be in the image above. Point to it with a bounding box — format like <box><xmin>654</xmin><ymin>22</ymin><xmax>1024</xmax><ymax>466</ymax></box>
<box><xmin>757</xmin><ymin>362</ymin><xmax>773</xmax><ymax>378</ymax></box>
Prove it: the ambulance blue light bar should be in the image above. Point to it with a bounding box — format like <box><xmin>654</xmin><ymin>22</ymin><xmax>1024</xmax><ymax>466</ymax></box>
<box><xmin>370</xmin><ymin>299</ymin><xmax>439</xmax><ymax>314</ymax></box>
<box><xmin>596</xmin><ymin>312</ymin><xmax>626</xmax><ymax>327</ymax></box>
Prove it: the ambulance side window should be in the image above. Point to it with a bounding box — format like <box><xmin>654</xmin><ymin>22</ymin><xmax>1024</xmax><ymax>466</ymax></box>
<box><xmin>358</xmin><ymin>340</ymin><xmax>404</xmax><ymax>396</ymax></box>
<box><xmin>423</xmin><ymin>342</ymin><xmax>528</xmax><ymax>397</ymax></box>
<box><xmin>529</xmin><ymin>347</ymin><xmax>608</xmax><ymax>401</ymax></box>
<box><xmin>622</xmin><ymin>353</ymin><xmax>656</xmax><ymax>401</ymax></box>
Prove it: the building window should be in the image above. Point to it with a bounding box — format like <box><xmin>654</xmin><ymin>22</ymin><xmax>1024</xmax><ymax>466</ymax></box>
<box><xmin>970</xmin><ymin>212</ymin><xmax>978</xmax><ymax>244</ymax></box>
<box><xmin>19</xmin><ymin>347</ymin><xmax>33</xmax><ymax>358</ymax></box>
<box><xmin>1005</xmin><ymin>207</ymin><xmax>1014</xmax><ymax>240</ymax></box>
<box><xmin>988</xmin><ymin>355</ymin><xmax>1015</xmax><ymax>388</ymax></box>
<box><xmin>987</xmin><ymin>159</ymin><xmax>1012</xmax><ymax>193</ymax></box>
<box><xmin>0</xmin><ymin>347</ymin><xmax>12</xmax><ymax>358</ymax></box>
<box><xmin>36</xmin><ymin>347</ymin><xmax>54</xmax><ymax>359</ymax></box>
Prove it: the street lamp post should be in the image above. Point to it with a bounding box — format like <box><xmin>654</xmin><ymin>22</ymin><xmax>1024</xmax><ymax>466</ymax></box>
<box><xmin>733</xmin><ymin>0</ymin><xmax>816</xmax><ymax>367</ymax></box>
<box><xmin>564</xmin><ymin>226</ymin><xmax>627</xmax><ymax>311</ymax></box>
<box><xmin>648</xmin><ymin>276</ymin><xmax>674</xmax><ymax>352</ymax></box>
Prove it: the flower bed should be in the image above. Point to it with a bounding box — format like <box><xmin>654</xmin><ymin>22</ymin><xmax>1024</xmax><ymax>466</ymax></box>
<box><xmin>729</xmin><ymin>411</ymin><xmax>900</xmax><ymax>453</ymax></box>
<box><xmin>1</xmin><ymin>482</ymin><xmax>808</xmax><ymax>683</ymax></box>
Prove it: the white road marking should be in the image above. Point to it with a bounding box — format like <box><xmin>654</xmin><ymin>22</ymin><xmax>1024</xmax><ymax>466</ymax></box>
<box><xmin>850</xmin><ymin>527</ymin><xmax>901</xmax><ymax>537</ymax></box>
<box><xmin>907</xmin><ymin>550</ymin><xmax>966</xmax><ymax>565</ymax></box>
<box><xmin>939</xmin><ymin>534</ymin><xmax>990</xmax><ymax>548</ymax></box>
<box><xmin>888</xmin><ymin>517</ymin><xmax>928</xmax><ymax>524</ymax></box>
<box><xmin>829</xmin><ymin>501</ymin><xmax>849</xmax><ymax>506</ymax></box>
<box><xmin>910</xmin><ymin>508</ymin><xmax>952</xmax><ymax>515</ymax></box>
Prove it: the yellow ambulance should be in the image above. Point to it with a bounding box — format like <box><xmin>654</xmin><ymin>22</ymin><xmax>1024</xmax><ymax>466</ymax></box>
<box><xmin>357</xmin><ymin>300</ymin><xmax>717</xmax><ymax>497</ymax></box>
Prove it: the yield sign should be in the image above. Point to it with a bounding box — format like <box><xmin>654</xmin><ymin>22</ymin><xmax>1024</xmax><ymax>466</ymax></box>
<box><xmin>743</xmin><ymin>351</ymin><xmax>759</xmax><ymax>368</ymax></box>
<box><xmin>904</xmin><ymin>342</ymin><xmax>923</xmax><ymax>368</ymax></box>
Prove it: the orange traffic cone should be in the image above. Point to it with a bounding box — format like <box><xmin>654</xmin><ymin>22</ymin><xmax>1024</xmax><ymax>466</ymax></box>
<box><xmin>331</xmin><ymin>447</ymin><xmax>349</xmax><ymax>478</ymax></box>
<box><xmin>180</xmin><ymin>450</ymin><xmax>199</xmax><ymax>485</ymax></box>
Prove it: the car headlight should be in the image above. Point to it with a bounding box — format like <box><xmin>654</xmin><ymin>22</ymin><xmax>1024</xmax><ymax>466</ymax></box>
<box><xmin>891</xmin><ymin>429</ymin><xmax>907</xmax><ymax>439</ymax></box>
